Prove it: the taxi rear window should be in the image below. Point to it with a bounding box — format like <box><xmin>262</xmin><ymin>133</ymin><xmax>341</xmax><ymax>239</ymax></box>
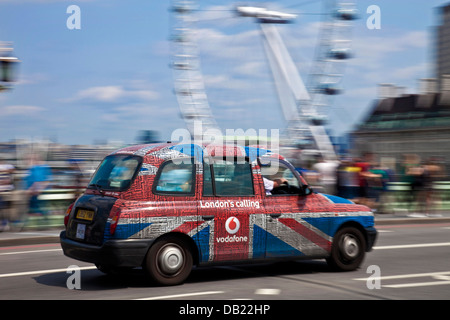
<box><xmin>153</xmin><ymin>159</ymin><xmax>195</xmax><ymax>195</ymax></box>
<box><xmin>88</xmin><ymin>154</ymin><xmax>142</xmax><ymax>191</ymax></box>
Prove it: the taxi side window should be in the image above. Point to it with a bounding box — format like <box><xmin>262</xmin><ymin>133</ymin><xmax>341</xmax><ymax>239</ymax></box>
<box><xmin>261</xmin><ymin>159</ymin><xmax>302</xmax><ymax>195</ymax></box>
<box><xmin>153</xmin><ymin>159</ymin><xmax>195</xmax><ymax>195</ymax></box>
<box><xmin>203</xmin><ymin>158</ymin><xmax>254</xmax><ymax>196</ymax></box>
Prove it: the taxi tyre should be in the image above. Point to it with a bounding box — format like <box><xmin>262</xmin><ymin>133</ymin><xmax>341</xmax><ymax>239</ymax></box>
<box><xmin>327</xmin><ymin>226</ymin><xmax>366</xmax><ymax>271</ymax></box>
<box><xmin>144</xmin><ymin>235</ymin><xmax>193</xmax><ymax>286</ymax></box>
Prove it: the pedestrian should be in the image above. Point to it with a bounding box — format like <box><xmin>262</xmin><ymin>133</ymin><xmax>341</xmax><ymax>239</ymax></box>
<box><xmin>0</xmin><ymin>160</ymin><xmax>15</xmax><ymax>231</ymax></box>
<box><xmin>422</xmin><ymin>157</ymin><xmax>446</xmax><ymax>216</ymax></box>
<box><xmin>313</xmin><ymin>155</ymin><xmax>339</xmax><ymax>195</ymax></box>
<box><xmin>401</xmin><ymin>154</ymin><xmax>426</xmax><ymax>217</ymax></box>
<box><xmin>336</xmin><ymin>158</ymin><xmax>361</xmax><ymax>200</ymax></box>
<box><xmin>23</xmin><ymin>153</ymin><xmax>52</xmax><ymax>216</ymax></box>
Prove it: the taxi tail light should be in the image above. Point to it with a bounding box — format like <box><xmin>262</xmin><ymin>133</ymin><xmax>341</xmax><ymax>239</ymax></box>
<box><xmin>64</xmin><ymin>202</ymin><xmax>74</xmax><ymax>227</ymax></box>
<box><xmin>109</xmin><ymin>207</ymin><xmax>121</xmax><ymax>236</ymax></box>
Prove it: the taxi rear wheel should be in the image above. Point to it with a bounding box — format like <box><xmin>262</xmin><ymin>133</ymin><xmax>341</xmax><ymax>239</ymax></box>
<box><xmin>327</xmin><ymin>227</ymin><xmax>366</xmax><ymax>271</ymax></box>
<box><xmin>144</xmin><ymin>236</ymin><xmax>193</xmax><ymax>286</ymax></box>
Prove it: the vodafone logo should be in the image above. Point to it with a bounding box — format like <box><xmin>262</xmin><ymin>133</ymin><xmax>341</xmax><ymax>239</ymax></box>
<box><xmin>225</xmin><ymin>216</ymin><xmax>240</xmax><ymax>234</ymax></box>
<box><xmin>217</xmin><ymin>216</ymin><xmax>247</xmax><ymax>243</ymax></box>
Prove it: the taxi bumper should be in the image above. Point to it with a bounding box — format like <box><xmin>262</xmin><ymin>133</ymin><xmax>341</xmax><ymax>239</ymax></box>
<box><xmin>365</xmin><ymin>226</ymin><xmax>378</xmax><ymax>251</ymax></box>
<box><xmin>60</xmin><ymin>231</ymin><xmax>153</xmax><ymax>267</ymax></box>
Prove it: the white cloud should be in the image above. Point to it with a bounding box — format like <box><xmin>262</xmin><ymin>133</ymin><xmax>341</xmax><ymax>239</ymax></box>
<box><xmin>391</xmin><ymin>62</ymin><xmax>430</xmax><ymax>81</ymax></box>
<box><xmin>0</xmin><ymin>105</ymin><xmax>46</xmax><ymax>117</ymax></box>
<box><xmin>76</xmin><ymin>86</ymin><xmax>125</xmax><ymax>102</ymax></box>
<box><xmin>68</xmin><ymin>84</ymin><xmax>159</xmax><ymax>103</ymax></box>
<box><xmin>16</xmin><ymin>73</ymin><xmax>50</xmax><ymax>86</ymax></box>
<box><xmin>203</xmin><ymin>74</ymin><xmax>252</xmax><ymax>90</ymax></box>
<box><xmin>350</xmin><ymin>30</ymin><xmax>428</xmax><ymax>70</ymax></box>
<box><xmin>100</xmin><ymin>103</ymin><xmax>177</xmax><ymax>123</ymax></box>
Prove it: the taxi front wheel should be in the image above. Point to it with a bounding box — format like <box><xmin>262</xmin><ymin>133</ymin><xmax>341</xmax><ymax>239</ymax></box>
<box><xmin>326</xmin><ymin>227</ymin><xmax>366</xmax><ymax>271</ymax></box>
<box><xmin>144</xmin><ymin>236</ymin><xmax>193</xmax><ymax>286</ymax></box>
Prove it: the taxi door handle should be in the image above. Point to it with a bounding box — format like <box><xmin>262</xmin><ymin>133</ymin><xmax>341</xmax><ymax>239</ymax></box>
<box><xmin>270</xmin><ymin>213</ymin><xmax>281</xmax><ymax>219</ymax></box>
<box><xmin>202</xmin><ymin>215</ymin><xmax>215</xmax><ymax>221</ymax></box>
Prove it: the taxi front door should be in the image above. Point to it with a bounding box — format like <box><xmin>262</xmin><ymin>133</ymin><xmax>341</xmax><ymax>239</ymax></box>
<box><xmin>261</xmin><ymin>159</ymin><xmax>330</xmax><ymax>258</ymax></box>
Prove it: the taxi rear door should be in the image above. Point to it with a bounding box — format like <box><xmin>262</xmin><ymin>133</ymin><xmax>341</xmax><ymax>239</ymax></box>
<box><xmin>198</xmin><ymin>156</ymin><xmax>265</xmax><ymax>262</ymax></box>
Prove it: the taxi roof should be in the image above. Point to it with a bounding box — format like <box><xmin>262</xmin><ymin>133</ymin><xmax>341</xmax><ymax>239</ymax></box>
<box><xmin>112</xmin><ymin>142</ymin><xmax>283</xmax><ymax>162</ymax></box>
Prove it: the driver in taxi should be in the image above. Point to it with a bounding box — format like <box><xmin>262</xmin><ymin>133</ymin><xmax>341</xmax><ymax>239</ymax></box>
<box><xmin>263</xmin><ymin>177</ymin><xmax>288</xmax><ymax>195</ymax></box>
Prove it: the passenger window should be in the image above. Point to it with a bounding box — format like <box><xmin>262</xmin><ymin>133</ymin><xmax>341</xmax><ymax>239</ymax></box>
<box><xmin>203</xmin><ymin>158</ymin><xmax>254</xmax><ymax>196</ymax></box>
<box><xmin>154</xmin><ymin>159</ymin><xmax>195</xmax><ymax>195</ymax></box>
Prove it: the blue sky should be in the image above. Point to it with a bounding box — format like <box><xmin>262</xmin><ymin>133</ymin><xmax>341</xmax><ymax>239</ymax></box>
<box><xmin>0</xmin><ymin>0</ymin><xmax>448</xmax><ymax>145</ymax></box>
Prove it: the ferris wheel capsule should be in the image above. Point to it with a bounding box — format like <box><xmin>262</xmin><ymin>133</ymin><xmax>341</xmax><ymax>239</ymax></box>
<box><xmin>171</xmin><ymin>1</ymin><xmax>193</xmax><ymax>14</ymax></box>
<box><xmin>333</xmin><ymin>8</ymin><xmax>359</xmax><ymax>21</ymax></box>
<box><xmin>328</xmin><ymin>48</ymin><xmax>352</xmax><ymax>60</ymax></box>
<box><xmin>310</xmin><ymin>114</ymin><xmax>328</xmax><ymax>126</ymax></box>
<box><xmin>318</xmin><ymin>82</ymin><xmax>342</xmax><ymax>95</ymax></box>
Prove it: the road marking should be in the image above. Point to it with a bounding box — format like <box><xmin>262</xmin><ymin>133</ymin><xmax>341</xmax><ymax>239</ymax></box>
<box><xmin>373</xmin><ymin>242</ymin><xmax>450</xmax><ymax>250</ymax></box>
<box><xmin>0</xmin><ymin>249</ymin><xmax>62</xmax><ymax>256</ymax></box>
<box><xmin>0</xmin><ymin>266</ymin><xmax>97</xmax><ymax>278</ymax></box>
<box><xmin>354</xmin><ymin>271</ymin><xmax>450</xmax><ymax>281</ymax></box>
<box><xmin>0</xmin><ymin>243</ymin><xmax>60</xmax><ymax>251</ymax></box>
<box><xmin>135</xmin><ymin>291</ymin><xmax>224</xmax><ymax>300</ymax></box>
<box><xmin>432</xmin><ymin>274</ymin><xmax>450</xmax><ymax>281</ymax></box>
<box><xmin>255</xmin><ymin>288</ymin><xmax>280</xmax><ymax>295</ymax></box>
<box><xmin>354</xmin><ymin>271</ymin><xmax>450</xmax><ymax>288</ymax></box>
<box><xmin>383</xmin><ymin>281</ymin><xmax>450</xmax><ymax>288</ymax></box>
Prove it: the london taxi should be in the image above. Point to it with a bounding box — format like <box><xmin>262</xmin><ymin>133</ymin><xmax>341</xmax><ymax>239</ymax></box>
<box><xmin>60</xmin><ymin>143</ymin><xmax>377</xmax><ymax>286</ymax></box>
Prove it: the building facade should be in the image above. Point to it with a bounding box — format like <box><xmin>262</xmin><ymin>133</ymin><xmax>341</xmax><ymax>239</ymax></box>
<box><xmin>352</xmin><ymin>91</ymin><xmax>450</xmax><ymax>173</ymax></box>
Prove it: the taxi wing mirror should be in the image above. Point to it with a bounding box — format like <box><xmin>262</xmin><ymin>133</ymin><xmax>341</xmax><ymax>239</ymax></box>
<box><xmin>301</xmin><ymin>184</ymin><xmax>312</xmax><ymax>196</ymax></box>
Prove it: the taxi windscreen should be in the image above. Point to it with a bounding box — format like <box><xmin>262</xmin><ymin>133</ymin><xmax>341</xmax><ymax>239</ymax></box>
<box><xmin>88</xmin><ymin>154</ymin><xmax>142</xmax><ymax>191</ymax></box>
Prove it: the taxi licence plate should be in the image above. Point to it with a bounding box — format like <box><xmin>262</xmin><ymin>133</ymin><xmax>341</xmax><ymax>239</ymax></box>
<box><xmin>76</xmin><ymin>209</ymin><xmax>95</xmax><ymax>221</ymax></box>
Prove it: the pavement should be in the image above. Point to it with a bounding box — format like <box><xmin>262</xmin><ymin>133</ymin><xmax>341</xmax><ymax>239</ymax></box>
<box><xmin>1</xmin><ymin>211</ymin><xmax>450</xmax><ymax>248</ymax></box>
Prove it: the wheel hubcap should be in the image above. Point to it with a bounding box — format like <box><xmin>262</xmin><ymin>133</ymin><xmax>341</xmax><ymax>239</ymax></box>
<box><xmin>158</xmin><ymin>244</ymin><xmax>184</xmax><ymax>275</ymax></box>
<box><xmin>341</xmin><ymin>234</ymin><xmax>359</xmax><ymax>259</ymax></box>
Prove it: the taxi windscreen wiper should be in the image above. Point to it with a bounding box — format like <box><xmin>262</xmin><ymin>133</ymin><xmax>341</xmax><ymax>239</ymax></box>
<box><xmin>89</xmin><ymin>183</ymin><xmax>105</xmax><ymax>195</ymax></box>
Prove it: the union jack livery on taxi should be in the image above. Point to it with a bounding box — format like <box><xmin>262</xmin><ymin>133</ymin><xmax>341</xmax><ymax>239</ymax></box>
<box><xmin>60</xmin><ymin>142</ymin><xmax>377</xmax><ymax>285</ymax></box>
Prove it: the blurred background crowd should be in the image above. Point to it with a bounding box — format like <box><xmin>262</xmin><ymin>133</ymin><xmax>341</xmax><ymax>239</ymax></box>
<box><xmin>0</xmin><ymin>140</ymin><xmax>116</xmax><ymax>231</ymax></box>
<box><xmin>299</xmin><ymin>152</ymin><xmax>448</xmax><ymax>216</ymax></box>
<box><xmin>1</xmin><ymin>137</ymin><xmax>449</xmax><ymax>232</ymax></box>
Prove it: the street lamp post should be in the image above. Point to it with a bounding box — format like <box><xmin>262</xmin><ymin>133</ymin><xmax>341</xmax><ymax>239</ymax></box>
<box><xmin>0</xmin><ymin>42</ymin><xmax>20</xmax><ymax>91</ymax></box>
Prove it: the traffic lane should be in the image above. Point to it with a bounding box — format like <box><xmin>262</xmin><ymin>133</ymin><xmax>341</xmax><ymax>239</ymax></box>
<box><xmin>0</xmin><ymin>243</ymin><xmax>64</xmax><ymax>275</ymax></box>
<box><xmin>352</xmin><ymin>223</ymin><xmax>450</xmax><ymax>299</ymax></box>
<box><xmin>0</xmin><ymin>256</ymin><xmax>365</xmax><ymax>300</ymax></box>
<box><xmin>0</xmin><ymin>243</ymin><xmax>94</xmax><ymax>299</ymax></box>
<box><xmin>185</xmin><ymin>262</ymin><xmax>386</xmax><ymax>300</ymax></box>
<box><xmin>373</xmin><ymin>222</ymin><xmax>450</xmax><ymax>274</ymax></box>
<box><xmin>375</xmin><ymin>222</ymin><xmax>450</xmax><ymax>245</ymax></box>
<box><xmin>1</xmin><ymin>223</ymin><xmax>449</xmax><ymax>300</ymax></box>
<box><xmin>195</xmin><ymin>223</ymin><xmax>450</xmax><ymax>300</ymax></box>
<box><xmin>0</xmin><ymin>243</ymin><xmax>381</xmax><ymax>300</ymax></box>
